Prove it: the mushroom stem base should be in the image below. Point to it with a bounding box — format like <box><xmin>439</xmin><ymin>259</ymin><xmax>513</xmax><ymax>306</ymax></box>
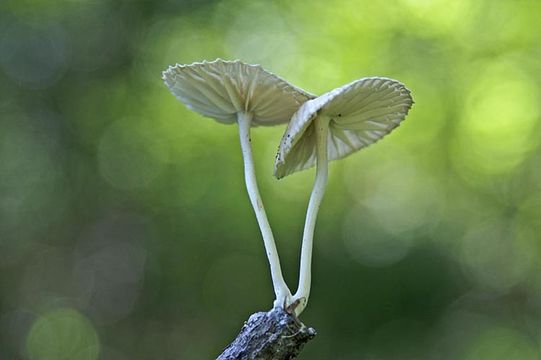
<box><xmin>217</xmin><ymin>307</ymin><xmax>316</xmax><ymax>360</ymax></box>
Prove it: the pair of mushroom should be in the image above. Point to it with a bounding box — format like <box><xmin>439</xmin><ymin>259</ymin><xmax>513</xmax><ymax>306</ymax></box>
<box><xmin>163</xmin><ymin>59</ymin><xmax>413</xmax><ymax>316</ymax></box>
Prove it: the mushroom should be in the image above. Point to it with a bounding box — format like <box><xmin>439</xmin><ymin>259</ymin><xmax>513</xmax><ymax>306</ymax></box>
<box><xmin>275</xmin><ymin>77</ymin><xmax>413</xmax><ymax>315</ymax></box>
<box><xmin>162</xmin><ymin>59</ymin><xmax>313</xmax><ymax>308</ymax></box>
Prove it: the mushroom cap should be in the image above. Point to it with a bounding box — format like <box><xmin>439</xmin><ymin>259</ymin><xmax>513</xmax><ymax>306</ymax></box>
<box><xmin>274</xmin><ymin>77</ymin><xmax>413</xmax><ymax>178</ymax></box>
<box><xmin>162</xmin><ymin>59</ymin><xmax>314</xmax><ymax>126</ymax></box>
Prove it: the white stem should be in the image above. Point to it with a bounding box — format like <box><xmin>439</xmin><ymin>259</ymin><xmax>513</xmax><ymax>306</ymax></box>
<box><xmin>293</xmin><ymin>116</ymin><xmax>329</xmax><ymax>316</ymax></box>
<box><xmin>237</xmin><ymin>112</ymin><xmax>292</xmax><ymax>308</ymax></box>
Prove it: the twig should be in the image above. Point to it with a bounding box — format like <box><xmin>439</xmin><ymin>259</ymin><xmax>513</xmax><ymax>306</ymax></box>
<box><xmin>217</xmin><ymin>307</ymin><xmax>316</xmax><ymax>360</ymax></box>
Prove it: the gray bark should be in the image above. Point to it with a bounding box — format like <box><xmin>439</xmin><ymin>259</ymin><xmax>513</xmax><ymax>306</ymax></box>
<box><xmin>217</xmin><ymin>307</ymin><xmax>316</xmax><ymax>360</ymax></box>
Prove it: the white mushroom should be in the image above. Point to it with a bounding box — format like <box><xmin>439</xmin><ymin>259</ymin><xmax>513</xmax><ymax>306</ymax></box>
<box><xmin>163</xmin><ymin>59</ymin><xmax>313</xmax><ymax>308</ymax></box>
<box><xmin>275</xmin><ymin>77</ymin><xmax>413</xmax><ymax>315</ymax></box>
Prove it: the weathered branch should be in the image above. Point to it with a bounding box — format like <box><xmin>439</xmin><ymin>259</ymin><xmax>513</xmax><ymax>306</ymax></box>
<box><xmin>217</xmin><ymin>307</ymin><xmax>316</xmax><ymax>360</ymax></box>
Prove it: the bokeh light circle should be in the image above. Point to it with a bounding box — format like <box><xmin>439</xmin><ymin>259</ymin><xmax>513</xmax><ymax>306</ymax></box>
<box><xmin>459</xmin><ymin>220</ymin><xmax>536</xmax><ymax>292</ymax></box>
<box><xmin>0</xmin><ymin>21</ymin><xmax>68</xmax><ymax>89</ymax></box>
<box><xmin>26</xmin><ymin>308</ymin><xmax>100</xmax><ymax>360</ymax></box>
<box><xmin>452</xmin><ymin>59</ymin><xmax>539</xmax><ymax>182</ymax></box>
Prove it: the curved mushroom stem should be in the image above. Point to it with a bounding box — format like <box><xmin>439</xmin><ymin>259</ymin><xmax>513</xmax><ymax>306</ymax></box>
<box><xmin>237</xmin><ymin>112</ymin><xmax>292</xmax><ymax>308</ymax></box>
<box><xmin>292</xmin><ymin>116</ymin><xmax>330</xmax><ymax>316</ymax></box>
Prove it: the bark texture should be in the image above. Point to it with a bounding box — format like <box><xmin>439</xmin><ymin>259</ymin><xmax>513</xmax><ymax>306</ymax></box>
<box><xmin>217</xmin><ymin>307</ymin><xmax>316</xmax><ymax>360</ymax></box>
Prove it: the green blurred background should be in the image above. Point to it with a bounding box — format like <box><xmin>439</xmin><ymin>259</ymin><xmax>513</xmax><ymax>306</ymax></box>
<box><xmin>1</xmin><ymin>0</ymin><xmax>541</xmax><ymax>359</ymax></box>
